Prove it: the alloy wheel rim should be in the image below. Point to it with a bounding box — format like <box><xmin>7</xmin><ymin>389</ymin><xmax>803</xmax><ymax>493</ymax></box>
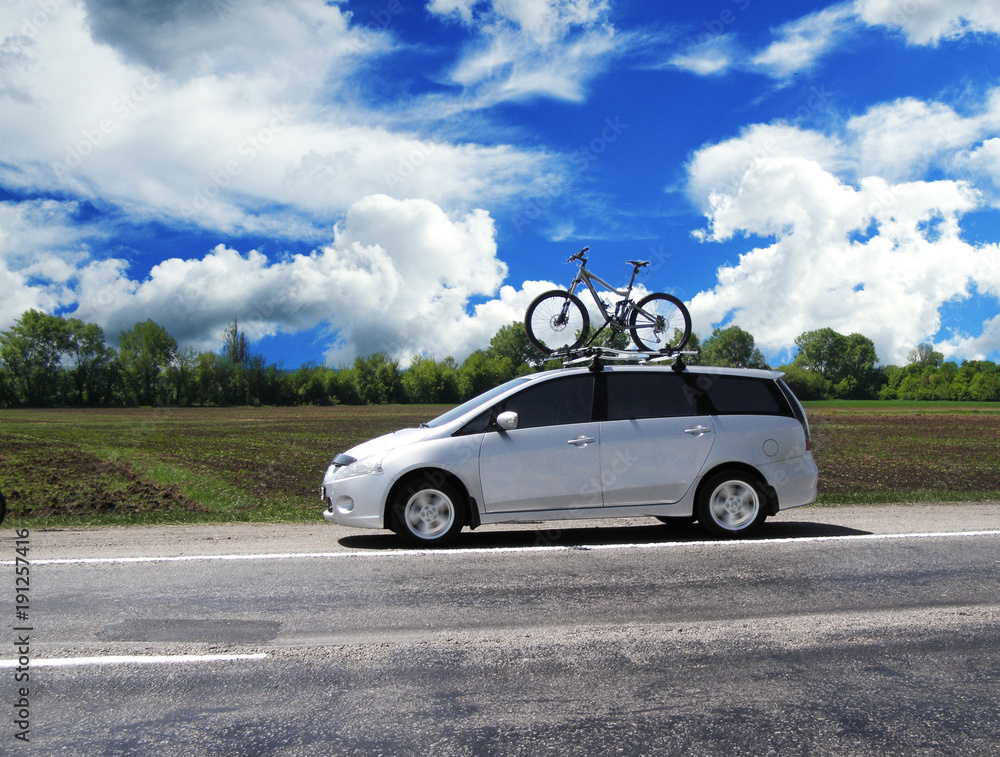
<box><xmin>404</xmin><ymin>489</ymin><xmax>455</xmax><ymax>537</ymax></box>
<box><xmin>708</xmin><ymin>481</ymin><xmax>759</xmax><ymax>530</ymax></box>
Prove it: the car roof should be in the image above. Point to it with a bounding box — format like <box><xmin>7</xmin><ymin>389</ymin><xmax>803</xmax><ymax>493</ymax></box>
<box><xmin>525</xmin><ymin>364</ymin><xmax>785</xmax><ymax>382</ymax></box>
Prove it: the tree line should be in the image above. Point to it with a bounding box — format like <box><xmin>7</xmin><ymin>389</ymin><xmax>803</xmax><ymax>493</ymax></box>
<box><xmin>1</xmin><ymin>309</ymin><xmax>998</xmax><ymax>407</ymax></box>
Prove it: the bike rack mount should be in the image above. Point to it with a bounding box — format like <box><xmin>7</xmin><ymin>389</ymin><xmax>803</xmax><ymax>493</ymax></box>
<box><xmin>551</xmin><ymin>346</ymin><xmax>700</xmax><ymax>373</ymax></box>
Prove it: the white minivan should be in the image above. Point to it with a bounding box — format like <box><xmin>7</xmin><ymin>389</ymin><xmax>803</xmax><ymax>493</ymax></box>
<box><xmin>321</xmin><ymin>364</ymin><xmax>818</xmax><ymax>546</ymax></box>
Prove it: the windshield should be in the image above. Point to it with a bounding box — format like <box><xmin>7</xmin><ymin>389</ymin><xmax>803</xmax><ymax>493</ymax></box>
<box><xmin>424</xmin><ymin>376</ymin><xmax>532</xmax><ymax>428</ymax></box>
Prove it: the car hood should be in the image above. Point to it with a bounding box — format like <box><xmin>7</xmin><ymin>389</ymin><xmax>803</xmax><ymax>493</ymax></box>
<box><xmin>343</xmin><ymin>427</ymin><xmax>431</xmax><ymax>461</ymax></box>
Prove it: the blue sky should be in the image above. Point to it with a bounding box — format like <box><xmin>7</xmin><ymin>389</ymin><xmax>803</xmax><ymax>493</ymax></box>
<box><xmin>3</xmin><ymin>0</ymin><xmax>1000</xmax><ymax>368</ymax></box>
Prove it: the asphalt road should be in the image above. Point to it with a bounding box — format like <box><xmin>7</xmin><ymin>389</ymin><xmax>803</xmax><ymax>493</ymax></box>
<box><xmin>3</xmin><ymin>504</ymin><xmax>1000</xmax><ymax>756</ymax></box>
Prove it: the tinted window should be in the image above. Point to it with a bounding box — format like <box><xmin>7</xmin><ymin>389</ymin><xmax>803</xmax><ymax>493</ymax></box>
<box><xmin>501</xmin><ymin>375</ymin><xmax>595</xmax><ymax>429</ymax></box>
<box><xmin>698</xmin><ymin>375</ymin><xmax>790</xmax><ymax>416</ymax></box>
<box><xmin>606</xmin><ymin>372</ymin><xmax>699</xmax><ymax>420</ymax></box>
<box><xmin>426</xmin><ymin>376</ymin><xmax>531</xmax><ymax>428</ymax></box>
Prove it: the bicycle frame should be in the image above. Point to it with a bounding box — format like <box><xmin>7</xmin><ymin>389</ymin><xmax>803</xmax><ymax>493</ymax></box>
<box><xmin>565</xmin><ymin>257</ymin><xmax>642</xmax><ymax>328</ymax></box>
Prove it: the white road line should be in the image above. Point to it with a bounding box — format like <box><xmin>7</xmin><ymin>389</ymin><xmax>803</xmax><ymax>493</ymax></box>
<box><xmin>3</xmin><ymin>529</ymin><xmax>998</xmax><ymax>566</ymax></box>
<box><xmin>0</xmin><ymin>653</ymin><xmax>268</xmax><ymax>669</ymax></box>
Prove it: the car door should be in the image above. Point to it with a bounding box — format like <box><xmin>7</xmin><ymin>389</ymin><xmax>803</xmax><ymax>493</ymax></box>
<box><xmin>479</xmin><ymin>374</ymin><xmax>601</xmax><ymax>513</ymax></box>
<box><xmin>599</xmin><ymin>371</ymin><xmax>715</xmax><ymax>507</ymax></box>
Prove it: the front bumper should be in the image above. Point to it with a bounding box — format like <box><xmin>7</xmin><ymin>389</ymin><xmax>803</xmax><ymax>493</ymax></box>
<box><xmin>320</xmin><ymin>467</ymin><xmax>388</xmax><ymax>529</ymax></box>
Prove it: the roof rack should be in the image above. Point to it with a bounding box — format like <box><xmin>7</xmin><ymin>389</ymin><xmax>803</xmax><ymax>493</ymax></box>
<box><xmin>551</xmin><ymin>346</ymin><xmax>700</xmax><ymax>373</ymax></box>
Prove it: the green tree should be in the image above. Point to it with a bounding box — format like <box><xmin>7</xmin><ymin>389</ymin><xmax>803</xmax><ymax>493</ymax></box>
<box><xmin>678</xmin><ymin>330</ymin><xmax>701</xmax><ymax>364</ymax></box>
<box><xmin>458</xmin><ymin>350</ymin><xmax>514</xmax><ymax>400</ymax></box>
<box><xmin>969</xmin><ymin>369</ymin><xmax>1000</xmax><ymax>401</ymax></box>
<box><xmin>792</xmin><ymin>328</ymin><xmax>881</xmax><ymax>399</ymax></box>
<box><xmin>775</xmin><ymin>363</ymin><xmax>830</xmax><ymax>401</ymax></box>
<box><xmin>488</xmin><ymin>322</ymin><xmax>537</xmax><ymax>367</ymax></box>
<box><xmin>65</xmin><ymin>318</ymin><xmax>116</xmax><ymax>406</ymax></box>
<box><xmin>907</xmin><ymin>342</ymin><xmax>944</xmax><ymax>368</ymax></box>
<box><xmin>192</xmin><ymin>352</ymin><xmax>224</xmax><ymax>405</ymax></box>
<box><xmin>699</xmin><ymin>325</ymin><xmax>769</xmax><ymax>369</ymax></box>
<box><xmin>878</xmin><ymin>364</ymin><xmax>905</xmax><ymax>400</ymax></box>
<box><xmin>0</xmin><ymin>310</ymin><xmax>71</xmax><ymax>406</ymax></box>
<box><xmin>354</xmin><ymin>353</ymin><xmax>401</xmax><ymax>404</ymax></box>
<box><xmin>288</xmin><ymin>363</ymin><xmax>331</xmax><ymax>405</ymax></box>
<box><xmin>0</xmin><ymin>365</ymin><xmax>14</xmax><ymax>407</ymax></box>
<box><xmin>221</xmin><ymin>319</ymin><xmax>252</xmax><ymax>366</ymax></box>
<box><xmin>402</xmin><ymin>355</ymin><xmax>460</xmax><ymax>404</ymax></box>
<box><xmin>118</xmin><ymin>320</ymin><xmax>178</xmax><ymax>405</ymax></box>
<box><xmin>327</xmin><ymin>366</ymin><xmax>361</xmax><ymax>405</ymax></box>
<box><xmin>165</xmin><ymin>347</ymin><xmax>200</xmax><ymax>405</ymax></box>
<box><xmin>218</xmin><ymin>320</ymin><xmax>260</xmax><ymax>404</ymax></box>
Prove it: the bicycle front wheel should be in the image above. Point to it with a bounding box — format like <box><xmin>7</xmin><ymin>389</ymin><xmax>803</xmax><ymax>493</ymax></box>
<box><xmin>628</xmin><ymin>293</ymin><xmax>691</xmax><ymax>352</ymax></box>
<box><xmin>525</xmin><ymin>290</ymin><xmax>590</xmax><ymax>354</ymax></box>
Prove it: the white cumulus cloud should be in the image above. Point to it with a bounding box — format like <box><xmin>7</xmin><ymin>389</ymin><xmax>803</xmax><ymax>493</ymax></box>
<box><xmin>70</xmin><ymin>195</ymin><xmax>553</xmax><ymax>363</ymax></box>
<box><xmin>685</xmin><ymin>93</ymin><xmax>1000</xmax><ymax>364</ymax></box>
<box><xmin>0</xmin><ymin>0</ymin><xmax>561</xmax><ymax>239</ymax></box>
<box><xmin>855</xmin><ymin>0</ymin><xmax>1000</xmax><ymax>45</ymax></box>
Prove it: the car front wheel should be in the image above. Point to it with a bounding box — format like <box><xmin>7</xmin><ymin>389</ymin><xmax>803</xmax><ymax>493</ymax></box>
<box><xmin>390</xmin><ymin>474</ymin><xmax>465</xmax><ymax>547</ymax></box>
<box><xmin>697</xmin><ymin>471</ymin><xmax>768</xmax><ymax>538</ymax></box>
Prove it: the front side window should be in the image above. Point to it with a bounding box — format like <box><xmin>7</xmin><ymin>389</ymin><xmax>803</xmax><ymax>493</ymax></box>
<box><xmin>427</xmin><ymin>376</ymin><xmax>531</xmax><ymax>428</ymax></box>
<box><xmin>500</xmin><ymin>375</ymin><xmax>595</xmax><ymax>429</ymax></box>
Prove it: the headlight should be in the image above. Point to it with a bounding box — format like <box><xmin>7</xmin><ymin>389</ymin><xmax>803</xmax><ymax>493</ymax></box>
<box><xmin>335</xmin><ymin>453</ymin><xmax>385</xmax><ymax>480</ymax></box>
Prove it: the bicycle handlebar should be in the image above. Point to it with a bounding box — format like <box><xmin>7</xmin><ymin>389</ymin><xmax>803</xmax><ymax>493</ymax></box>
<box><xmin>567</xmin><ymin>246</ymin><xmax>589</xmax><ymax>263</ymax></box>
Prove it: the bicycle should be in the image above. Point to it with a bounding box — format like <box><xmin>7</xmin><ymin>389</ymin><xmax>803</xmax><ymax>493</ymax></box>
<box><xmin>524</xmin><ymin>247</ymin><xmax>692</xmax><ymax>355</ymax></box>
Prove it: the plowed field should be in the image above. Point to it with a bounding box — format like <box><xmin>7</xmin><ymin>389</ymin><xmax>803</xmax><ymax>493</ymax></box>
<box><xmin>808</xmin><ymin>407</ymin><xmax>1000</xmax><ymax>503</ymax></box>
<box><xmin>1</xmin><ymin>404</ymin><xmax>998</xmax><ymax>526</ymax></box>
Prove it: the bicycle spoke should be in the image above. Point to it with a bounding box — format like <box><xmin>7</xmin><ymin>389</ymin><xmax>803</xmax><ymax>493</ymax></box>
<box><xmin>628</xmin><ymin>293</ymin><xmax>691</xmax><ymax>352</ymax></box>
<box><xmin>525</xmin><ymin>291</ymin><xmax>589</xmax><ymax>353</ymax></box>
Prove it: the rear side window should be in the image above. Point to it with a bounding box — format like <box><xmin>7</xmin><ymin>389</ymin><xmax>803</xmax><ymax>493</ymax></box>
<box><xmin>606</xmin><ymin>372</ymin><xmax>699</xmax><ymax>420</ymax></box>
<box><xmin>698</xmin><ymin>375</ymin><xmax>791</xmax><ymax>417</ymax></box>
<box><xmin>501</xmin><ymin>375</ymin><xmax>595</xmax><ymax>429</ymax></box>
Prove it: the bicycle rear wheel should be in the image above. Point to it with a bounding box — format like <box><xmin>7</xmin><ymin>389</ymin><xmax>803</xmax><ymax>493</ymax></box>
<box><xmin>628</xmin><ymin>292</ymin><xmax>691</xmax><ymax>352</ymax></box>
<box><xmin>525</xmin><ymin>290</ymin><xmax>590</xmax><ymax>354</ymax></box>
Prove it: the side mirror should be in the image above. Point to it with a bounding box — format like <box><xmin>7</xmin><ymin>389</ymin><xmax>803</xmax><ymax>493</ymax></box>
<box><xmin>496</xmin><ymin>411</ymin><xmax>519</xmax><ymax>431</ymax></box>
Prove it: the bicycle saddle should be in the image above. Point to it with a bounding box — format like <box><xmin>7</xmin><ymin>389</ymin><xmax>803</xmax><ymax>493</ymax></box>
<box><xmin>627</xmin><ymin>260</ymin><xmax>650</xmax><ymax>268</ymax></box>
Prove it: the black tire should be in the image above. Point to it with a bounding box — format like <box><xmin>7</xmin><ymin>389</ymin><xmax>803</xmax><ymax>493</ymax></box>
<box><xmin>696</xmin><ymin>470</ymin><xmax>768</xmax><ymax>538</ymax></box>
<box><xmin>389</xmin><ymin>473</ymin><xmax>465</xmax><ymax>547</ymax></box>
<box><xmin>525</xmin><ymin>290</ymin><xmax>590</xmax><ymax>355</ymax></box>
<box><xmin>628</xmin><ymin>292</ymin><xmax>691</xmax><ymax>352</ymax></box>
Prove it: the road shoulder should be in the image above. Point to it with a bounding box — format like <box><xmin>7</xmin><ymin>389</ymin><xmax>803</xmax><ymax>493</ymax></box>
<box><xmin>4</xmin><ymin>501</ymin><xmax>999</xmax><ymax>561</ymax></box>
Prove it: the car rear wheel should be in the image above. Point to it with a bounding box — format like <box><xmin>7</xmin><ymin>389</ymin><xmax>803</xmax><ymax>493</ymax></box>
<box><xmin>390</xmin><ymin>474</ymin><xmax>465</xmax><ymax>547</ymax></box>
<box><xmin>697</xmin><ymin>471</ymin><xmax>768</xmax><ymax>538</ymax></box>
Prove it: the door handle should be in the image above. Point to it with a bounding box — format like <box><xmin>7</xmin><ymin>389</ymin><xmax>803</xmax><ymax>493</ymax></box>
<box><xmin>568</xmin><ymin>435</ymin><xmax>596</xmax><ymax>446</ymax></box>
<box><xmin>684</xmin><ymin>425</ymin><xmax>711</xmax><ymax>436</ymax></box>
